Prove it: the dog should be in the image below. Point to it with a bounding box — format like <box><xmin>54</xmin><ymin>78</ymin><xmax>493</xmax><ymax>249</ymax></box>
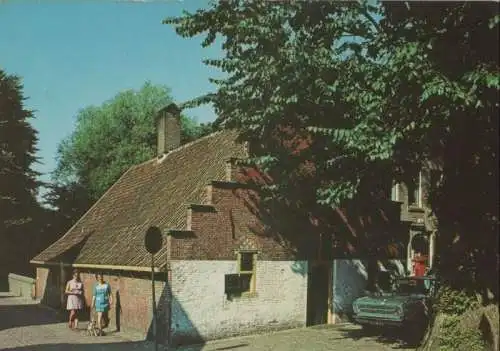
<box><xmin>86</xmin><ymin>320</ymin><xmax>101</xmax><ymax>336</ymax></box>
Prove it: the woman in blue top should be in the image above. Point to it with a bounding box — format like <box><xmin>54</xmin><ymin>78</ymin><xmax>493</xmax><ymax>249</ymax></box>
<box><xmin>91</xmin><ymin>273</ymin><xmax>112</xmax><ymax>335</ymax></box>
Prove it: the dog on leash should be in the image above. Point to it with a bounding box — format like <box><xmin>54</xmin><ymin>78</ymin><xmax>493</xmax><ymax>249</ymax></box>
<box><xmin>86</xmin><ymin>320</ymin><xmax>101</xmax><ymax>336</ymax></box>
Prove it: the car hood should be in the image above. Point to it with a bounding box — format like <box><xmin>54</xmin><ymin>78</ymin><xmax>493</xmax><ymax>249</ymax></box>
<box><xmin>354</xmin><ymin>295</ymin><xmax>412</xmax><ymax>306</ymax></box>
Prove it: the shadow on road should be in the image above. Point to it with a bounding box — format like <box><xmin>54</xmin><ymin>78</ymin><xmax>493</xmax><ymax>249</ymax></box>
<box><xmin>174</xmin><ymin>342</ymin><xmax>249</xmax><ymax>351</ymax></box>
<box><xmin>1</xmin><ymin>341</ymin><xmax>217</xmax><ymax>351</ymax></box>
<box><xmin>338</xmin><ymin>325</ymin><xmax>419</xmax><ymax>349</ymax></box>
<box><xmin>0</xmin><ymin>303</ymin><xmax>64</xmax><ymax>331</ymax></box>
<box><xmin>1</xmin><ymin>341</ymin><xmax>156</xmax><ymax>351</ymax></box>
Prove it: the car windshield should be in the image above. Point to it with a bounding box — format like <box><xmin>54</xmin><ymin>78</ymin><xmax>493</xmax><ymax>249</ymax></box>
<box><xmin>395</xmin><ymin>278</ymin><xmax>430</xmax><ymax>295</ymax></box>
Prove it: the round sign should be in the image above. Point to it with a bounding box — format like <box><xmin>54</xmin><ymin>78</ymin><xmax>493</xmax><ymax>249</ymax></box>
<box><xmin>145</xmin><ymin>226</ymin><xmax>163</xmax><ymax>254</ymax></box>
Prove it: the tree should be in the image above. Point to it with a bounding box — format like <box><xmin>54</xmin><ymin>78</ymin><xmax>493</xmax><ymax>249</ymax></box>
<box><xmin>166</xmin><ymin>1</ymin><xmax>499</xmax><ymax>298</ymax></box>
<box><xmin>0</xmin><ymin>68</ymin><xmax>43</xmax><ymax>277</ymax></box>
<box><xmin>43</xmin><ymin>182</ymin><xmax>92</xmax><ymax>233</ymax></box>
<box><xmin>381</xmin><ymin>2</ymin><xmax>499</xmax><ymax>300</ymax></box>
<box><xmin>0</xmin><ymin>69</ymin><xmax>40</xmax><ymax>227</ymax></box>
<box><xmin>51</xmin><ymin>81</ymin><xmax>211</xmax><ymax>202</ymax></box>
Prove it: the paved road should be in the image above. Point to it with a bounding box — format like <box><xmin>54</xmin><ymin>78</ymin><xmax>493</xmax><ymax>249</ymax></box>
<box><xmin>0</xmin><ymin>293</ymin><xmax>414</xmax><ymax>351</ymax></box>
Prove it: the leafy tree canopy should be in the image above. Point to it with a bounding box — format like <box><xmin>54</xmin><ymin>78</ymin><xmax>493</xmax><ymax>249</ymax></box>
<box><xmin>51</xmin><ymin>81</ymin><xmax>213</xmax><ymax>202</ymax></box>
<box><xmin>166</xmin><ymin>1</ymin><xmax>499</xmax><ymax>297</ymax></box>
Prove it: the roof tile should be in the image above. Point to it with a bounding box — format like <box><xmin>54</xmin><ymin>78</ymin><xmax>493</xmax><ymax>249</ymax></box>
<box><xmin>32</xmin><ymin>130</ymin><xmax>247</xmax><ymax>267</ymax></box>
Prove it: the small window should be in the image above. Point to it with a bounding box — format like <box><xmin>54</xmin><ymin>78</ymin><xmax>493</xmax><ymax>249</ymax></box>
<box><xmin>408</xmin><ymin>172</ymin><xmax>422</xmax><ymax>207</ymax></box>
<box><xmin>391</xmin><ymin>183</ymin><xmax>400</xmax><ymax>201</ymax></box>
<box><xmin>240</xmin><ymin>252</ymin><xmax>254</xmax><ymax>272</ymax></box>
<box><xmin>224</xmin><ymin>252</ymin><xmax>257</xmax><ymax>298</ymax></box>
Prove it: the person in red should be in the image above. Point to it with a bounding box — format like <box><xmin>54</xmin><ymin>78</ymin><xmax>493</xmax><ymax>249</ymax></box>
<box><xmin>412</xmin><ymin>251</ymin><xmax>427</xmax><ymax>277</ymax></box>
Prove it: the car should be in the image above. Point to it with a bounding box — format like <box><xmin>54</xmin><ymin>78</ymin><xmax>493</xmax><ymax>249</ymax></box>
<box><xmin>352</xmin><ymin>276</ymin><xmax>437</xmax><ymax>333</ymax></box>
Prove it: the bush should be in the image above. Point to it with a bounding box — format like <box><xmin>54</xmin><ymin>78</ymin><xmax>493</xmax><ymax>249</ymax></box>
<box><xmin>433</xmin><ymin>285</ymin><xmax>485</xmax><ymax>351</ymax></box>
<box><xmin>438</xmin><ymin>314</ymin><xmax>485</xmax><ymax>351</ymax></box>
<box><xmin>434</xmin><ymin>285</ymin><xmax>479</xmax><ymax>315</ymax></box>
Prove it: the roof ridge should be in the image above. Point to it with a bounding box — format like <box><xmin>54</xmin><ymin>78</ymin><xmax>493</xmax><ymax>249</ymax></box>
<box><xmin>127</xmin><ymin>130</ymin><xmax>230</xmax><ymax>169</ymax></box>
<box><xmin>156</xmin><ymin>130</ymin><xmax>227</xmax><ymax>164</ymax></box>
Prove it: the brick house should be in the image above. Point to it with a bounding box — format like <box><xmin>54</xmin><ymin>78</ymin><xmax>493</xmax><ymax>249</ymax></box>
<box><xmin>31</xmin><ymin>103</ymin><xmax>433</xmax><ymax>346</ymax></box>
<box><xmin>390</xmin><ymin>165</ymin><xmax>438</xmax><ymax>273</ymax></box>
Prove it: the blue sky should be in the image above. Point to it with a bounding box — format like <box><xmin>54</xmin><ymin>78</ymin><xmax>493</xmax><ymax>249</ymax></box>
<box><xmin>0</xmin><ymin>1</ymin><xmax>220</xmax><ymax>189</ymax></box>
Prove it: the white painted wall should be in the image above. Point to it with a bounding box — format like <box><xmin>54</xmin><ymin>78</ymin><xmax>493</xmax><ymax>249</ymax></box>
<box><xmin>331</xmin><ymin>258</ymin><xmax>407</xmax><ymax>322</ymax></box>
<box><xmin>332</xmin><ymin>259</ymin><xmax>368</xmax><ymax>322</ymax></box>
<box><xmin>8</xmin><ymin>273</ymin><xmax>35</xmax><ymax>298</ymax></box>
<box><xmin>169</xmin><ymin>260</ymin><xmax>308</xmax><ymax>343</ymax></box>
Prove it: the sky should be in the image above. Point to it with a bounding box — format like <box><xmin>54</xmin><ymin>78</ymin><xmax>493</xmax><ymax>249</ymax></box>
<box><xmin>0</xmin><ymin>0</ymin><xmax>221</xmax><ymax>191</ymax></box>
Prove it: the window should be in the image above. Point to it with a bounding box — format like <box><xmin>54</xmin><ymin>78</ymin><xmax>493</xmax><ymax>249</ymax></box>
<box><xmin>240</xmin><ymin>252</ymin><xmax>254</xmax><ymax>272</ymax></box>
<box><xmin>224</xmin><ymin>252</ymin><xmax>257</xmax><ymax>298</ymax></box>
<box><xmin>391</xmin><ymin>183</ymin><xmax>400</xmax><ymax>201</ymax></box>
<box><xmin>408</xmin><ymin>172</ymin><xmax>422</xmax><ymax>208</ymax></box>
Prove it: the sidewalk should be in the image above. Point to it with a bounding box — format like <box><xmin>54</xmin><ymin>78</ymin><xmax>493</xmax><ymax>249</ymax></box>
<box><xmin>0</xmin><ymin>294</ymin><xmax>160</xmax><ymax>350</ymax></box>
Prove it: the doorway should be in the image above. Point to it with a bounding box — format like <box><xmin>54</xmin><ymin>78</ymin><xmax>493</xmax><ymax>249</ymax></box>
<box><xmin>306</xmin><ymin>261</ymin><xmax>331</xmax><ymax>326</ymax></box>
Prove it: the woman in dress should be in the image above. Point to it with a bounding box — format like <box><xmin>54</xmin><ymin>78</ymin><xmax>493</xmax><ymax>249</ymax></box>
<box><xmin>65</xmin><ymin>269</ymin><xmax>84</xmax><ymax>330</ymax></box>
<box><xmin>92</xmin><ymin>273</ymin><xmax>112</xmax><ymax>335</ymax></box>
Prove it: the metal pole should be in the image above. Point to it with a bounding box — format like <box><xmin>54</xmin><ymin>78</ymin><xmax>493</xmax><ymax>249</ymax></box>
<box><xmin>151</xmin><ymin>254</ymin><xmax>158</xmax><ymax>351</ymax></box>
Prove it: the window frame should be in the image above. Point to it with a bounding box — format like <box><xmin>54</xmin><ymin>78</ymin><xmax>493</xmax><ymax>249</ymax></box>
<box><xmin>391</xmin><ymin>182</ymin><xmax>400</xmax><ymax>202</ymax></box>
<box><xmin>237</xmin><ymin>251</ymin><xmax>257</xmax><ymax>296</ymax></box>
<box><xmin>408</xmin><ymin>171</ymin><xmax>423</xmax><ymax>208</ymax></box>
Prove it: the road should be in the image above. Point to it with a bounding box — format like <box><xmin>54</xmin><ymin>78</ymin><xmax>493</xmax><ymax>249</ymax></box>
<box><xmin>0</xmin><ymin>293</ymin><xmax>414</xmax><ymax>351</ymax></box>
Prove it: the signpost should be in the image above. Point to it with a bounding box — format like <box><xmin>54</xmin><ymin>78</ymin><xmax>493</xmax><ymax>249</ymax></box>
<box><xmin>145</xmin><ymin>226</ymin><xmax>163</xmax><ymax>351</ymax></box>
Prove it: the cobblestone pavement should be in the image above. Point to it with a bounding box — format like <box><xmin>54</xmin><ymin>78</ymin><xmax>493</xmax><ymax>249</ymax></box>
<box><xmin>0</xmin><ymin>293</ymin><xmax>153</xmax><ymax>351</ymax></box>
<box><xmin>0</xmin><ymin>293</ymin><xmax>415</xmax><ymax>351</ymax></box>
<box><xmin>176</xmin><ymin>325</ymin><xmax>416</xmax><ymax>351</ymax></box>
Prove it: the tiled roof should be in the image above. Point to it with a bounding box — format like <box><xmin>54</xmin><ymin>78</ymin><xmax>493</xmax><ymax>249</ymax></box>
<box><xmin>32</xmin><ymin>130</ymin><xmax>247</xmax><ymax>268</ymax></box>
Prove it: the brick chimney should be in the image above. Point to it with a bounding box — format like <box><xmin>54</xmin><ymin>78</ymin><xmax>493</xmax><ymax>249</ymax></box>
<box><xmin>157</xmin><ymin>103</ymin><xmax>181</xmax><ymax>157</ymax></box>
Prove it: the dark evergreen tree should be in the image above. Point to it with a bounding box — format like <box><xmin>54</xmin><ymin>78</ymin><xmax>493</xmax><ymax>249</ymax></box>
<box><xmin>0</xmin><ymin>69</ymin><xmax>42</xmax><ymax>278</ymax></box>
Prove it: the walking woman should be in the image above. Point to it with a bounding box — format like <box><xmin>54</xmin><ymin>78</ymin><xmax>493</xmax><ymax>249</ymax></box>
<box><xmin>65</xmin><ymin>269</ymin><xmax>84</xmax><ymax>330</ymax></box>
<box><xmin>92</xmin><ymin>273</ymin><xmax>112</xmax><ymax>335</ymax></box>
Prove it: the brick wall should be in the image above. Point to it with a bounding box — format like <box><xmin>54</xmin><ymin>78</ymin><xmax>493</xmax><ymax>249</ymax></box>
<box><xmin>36</xmin><ymin>267</ymin><xmax>170</xmax><ymax>343</ymax></box>
<box><xmin>170</xmin><ymin>182</ymin><xmax>317</xmax><ymax>261</ymax></box>
<box><xmin>76</xmin><ymin>271</ymin><xmax>168</xmax><ymax>341</ymax></box>
<box><xmin>169</xmin><ymin>260</ymin><xmax>308</xmax><ymax>346</ymax></box>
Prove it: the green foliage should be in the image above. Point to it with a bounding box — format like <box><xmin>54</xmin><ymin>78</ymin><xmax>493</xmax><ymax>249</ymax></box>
<box><xmin>166</xmin><ymin>1</ymin><xmax>499</xmax><ymax>299</ymax></box>
<box><xmin>439</xmin><ymin>314</ymin><xmax>485</xmax><ymax>351</ymax></box>
<box><xmin>165</xmin><ymin>1</ymin><xmax>395</xmax><ymax>206</ymax></box>
<box><xmin>0</xmin><ymin>68</ymin><xmax>45</xmax><ymax>276</ymax></box>
<box><xmin>426</xmin><ymin>285</ymin><xmax>486</xmax><ymax>350</ymax></box>
<box><xmin>0</xmin><ymin>69</ymin><xmax>41</xmax><ymax>229</ymax></box>
<box><xmin>435</xmin><ymin>285</ymin><xmax>479</xmax><ymax>315</ymax></box>
<box><xmin>51</xmin><ymin>81</ymin><xmax>211</xmax><ymax>202</ymax></box>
